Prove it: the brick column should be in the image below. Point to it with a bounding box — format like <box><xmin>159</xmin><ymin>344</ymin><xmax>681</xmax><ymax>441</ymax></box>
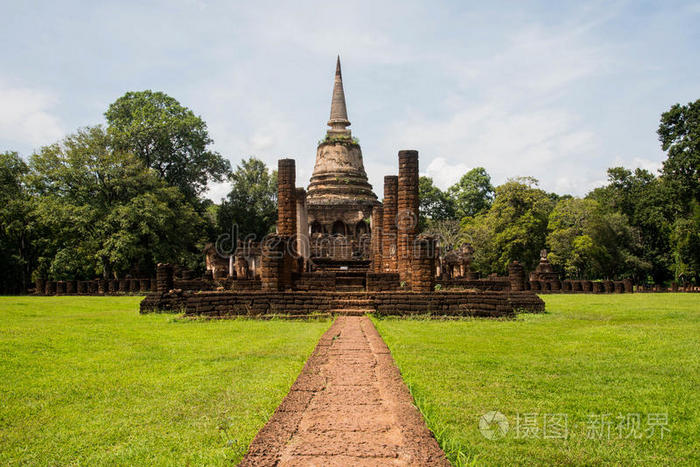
<box><xmin>277</xmin><ymin>159</ymin><xmax>297</xmax><ymax>237</ymax></box>
<box><xmin>156</xmin><ymin>263</ymin><xmax>174</xmax><ymax>293</ymax></box>
<box><xmin>412</xmin><ymin>236</ymin><xmax>436</xmax><ymax>292</ymax></box>
<box><xmin>45</xmin><ymin>281</ymin><xmax>56</xmax><ymax>295</ymax></box>
<box><xmin>623</xmin><ymin>279</ymin><xmax>634</xmax><ymax>293</ymax></box>
<box><xmin>371</xmin><ymin>204</ymin><xmax>384</xmax><ymax>272</ymax></box>
<box><xmin>508</xmin><ymin>261</ymin><xmax>526</xmax><ymax>291</ymax></box>
<box><xmin>397</xmin><ymin>150</ymin><xmax>419</xmax><ymax>285</ymax></box>
<box><xmin>295</xmin><ymin>187</ymin><xmax>309</xmax><ymax>271</ymax></box>
<box><xmin>381</xmin><ymin>175</ymin><xmax>398</xmax><ymax>273</ymax></box>
<box><xmin>261</xmin><ymin>235</ymin><xmax>284</xmax><ymax>291</ymax></box>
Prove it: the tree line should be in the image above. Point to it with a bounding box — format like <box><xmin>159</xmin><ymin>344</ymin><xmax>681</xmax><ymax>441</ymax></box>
<box><xmin>420</xmin><ymin>99</ymin><xmax>699</xmax><ymax>284</ymax></box>
<box><xmin>1</xmin><ymin>93</ymin><xmax>698</xmax><ymax>293</ymax></box>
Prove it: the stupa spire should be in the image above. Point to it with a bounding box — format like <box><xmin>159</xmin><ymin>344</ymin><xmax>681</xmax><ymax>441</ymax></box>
<box><xmin>327</xmin><ymin>55</ymin><xmax>351</xmax><ymax>137</ymax></box>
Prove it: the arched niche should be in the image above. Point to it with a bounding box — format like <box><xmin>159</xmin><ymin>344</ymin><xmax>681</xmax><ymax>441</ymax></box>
<box><xmin>310</xmin><ymin>221</ymin><xmax>324</xmax><ymax>234</ymax></box>
<box><xmin>355</xmin><ymin>220</ymin><xmax>369</xmax><ymax>237</ymax></box>
<box><xmin>332</xmin><ymin>220</ymin><xmax>347</xmax><ymax>236</ymax></box>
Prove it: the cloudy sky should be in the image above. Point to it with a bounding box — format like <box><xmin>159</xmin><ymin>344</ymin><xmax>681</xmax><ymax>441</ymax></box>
<box><xmin>1</xmin><ymin>0</ymin><xmax>698</xmax><ymax>200</ymax></box>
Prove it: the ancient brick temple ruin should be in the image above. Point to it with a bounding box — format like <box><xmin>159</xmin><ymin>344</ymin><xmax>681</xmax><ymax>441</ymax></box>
<box><xmin>33</xmin><ymin>59</ymin><xmax>686</xmax><ymax>303</ymax></box>
<box><xmin>138</xmin><ymin>57</ymin><xmax>545</xmax><ymax>317</ymax></box>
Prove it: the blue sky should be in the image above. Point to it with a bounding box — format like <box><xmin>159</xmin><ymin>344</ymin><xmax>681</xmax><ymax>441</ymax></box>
<box><xmin>1</xmin><ymin>0</ymin><xmax>698</xmax><ymax>200</ymax></box>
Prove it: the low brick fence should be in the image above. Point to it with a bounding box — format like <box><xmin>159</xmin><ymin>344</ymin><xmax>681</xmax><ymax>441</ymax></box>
<box><xmin>35</xmin><ymin>278</ymin><xmax>154</xmax><ymax>295</ymax></box>
<box><xmin>529</xmin><ymin>279</ymin><xmax>699</xmax><ymax>293</ymax></box>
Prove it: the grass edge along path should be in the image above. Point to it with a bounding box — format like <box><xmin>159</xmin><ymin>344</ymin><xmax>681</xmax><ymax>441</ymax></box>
<box><xmin>0</xmin><ymin>296</ymin><xmax>331</xmax><ymax>465</ymax></box>
<box><xmin>372</xmin><ymin>294</ymin><xmax>700</xmax><ymax>466</ymax></box>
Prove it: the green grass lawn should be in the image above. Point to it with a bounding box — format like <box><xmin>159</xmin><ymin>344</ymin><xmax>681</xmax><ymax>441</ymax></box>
<box><xmin>0</xmin><ymin>296</ymin><xmax>330</xmax><ymax>465</ymax></box>
<box><xmin>373</xmin><ymin>294</ymin><xmax>700</xmax><ymax>466</ymax></box>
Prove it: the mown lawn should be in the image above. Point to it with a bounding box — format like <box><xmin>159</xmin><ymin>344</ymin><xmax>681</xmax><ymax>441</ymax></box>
<box><xmin>0</xmin><ymin>296</ymin><xmax>330</xmax><ymax>465</ymax></box>
<box><xmin>373</xmin><ymin>294</ymin><xmax>700</xmax><ymax>466</ymax></box>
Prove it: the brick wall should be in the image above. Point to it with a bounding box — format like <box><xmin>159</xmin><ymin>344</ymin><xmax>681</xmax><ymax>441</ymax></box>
<box><xmin>140</xmin><ymin>289</ymin><xmax>546</xmax><ymax>317</ymax></box>
<box><xmin>366</xmin><ymin>273</ymin><xmax>400</xmax><ymax>291</ymax></box>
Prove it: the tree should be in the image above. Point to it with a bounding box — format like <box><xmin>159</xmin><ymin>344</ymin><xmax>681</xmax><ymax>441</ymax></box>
<box><xmin>546</xmin><ymin>198</ymin><xmax>601</xmax><ymax>278</ymax></box>
<box><xmin>658</xmin><ymin>99</ymin><xmax>700</xmax><ymax>210</ymax></box>
<box><xmin>546</xmin><ymin>197</ymin><xmax>646</xmax><ymax>280</ymax></box>
<box><xmin>587</xmin><ymin>167</ymin><xmax>673</xmax><ymax>282</ymax></box>
<box><xmin>447</xmin><ymin>167</ymin><xmax>494</xmax><ymax>219</ymax></box>
<box><xmin>669</xmin><ymin>200</ymin><xmax>700</xmax><ymax>283</ymax></box>
<box><xmin>217</xmin><ymin>157</ymin><xmax>277</xmax><ymax>243</ymax></box>
<box><xmin>29</xmin><ymin>126</ymin><xmax>204</xmax><ymax>279</ymax></box>
<box><xmin>0</xmin><ymin>152</ymin><xmax>37</xmax><ymax>293</ymax></box>
<box><xmin>424</xmin><ymin>219</ymin><xmax>462</xmax><ymax>254</ymax></box>
<box><xmin>418</xmin><ymin>176</ymin><xmax>455</xmax><ymax>230</ymax></box>
<box><xmin>105</xmin><ymin>90</ymin><xmax>231</xmax><ymax>202</ymax></box>
<box><xmin>462</xmin><ymin>177</ymin><xmax>553</xmax><ymax>275</ymax></box>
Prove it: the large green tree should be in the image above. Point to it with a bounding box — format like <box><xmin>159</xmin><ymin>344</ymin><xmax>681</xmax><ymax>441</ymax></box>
<box><xmin>657</xmin><ymin>99</ymin><xmax>700</xmax><ymax>210</ymax></box>
<box><xmin>0</xmin><ymin>152</ymin><xmax>38</xmax><ymax>293</ymax></box>
<box><xmin>447</xmin><ymin>167</ymin><xmax>494</xmax><ymax>219</ymax></box>
<box><xmin>669</xmin><ymin>200</ymin><xmax>700</xmax><ymax>283</ymax></box>
<box><xmin>462</xmin><ymin>177</ymin><xmax>553</xmax><ymax>275</ymax></box>
<box><xmin>29</xmin><ymin>126</ymin><xmax>204</xmax><ymax>279</ymax></box>
<box><xmin>587</xmin><ymin>167</ymin><xmax>673</xmax><ymax>282</ymax></box>
<box><xmin>546</xmin><ymin>197</ymin><xmax>646</xmax><ymax>280</ymax></box>
<box><xmin>105</xmin><ymin>90</ymin><xmax>231</xmax><ymax>202</ymax></box>
<box><xmin>216</xmin><ymin>157</ymin><xmax>277</xmax><ymax>243</ymax></box>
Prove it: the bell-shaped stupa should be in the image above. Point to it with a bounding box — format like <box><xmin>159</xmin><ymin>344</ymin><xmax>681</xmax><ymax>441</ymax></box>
<box><xmin>306</xmin><ymin>56</ymin><xmax>378</xmax><ymax>207</ymax></box>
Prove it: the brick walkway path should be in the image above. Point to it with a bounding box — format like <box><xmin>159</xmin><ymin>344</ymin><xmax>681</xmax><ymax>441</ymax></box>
<box><xmin>240</xmin><ymin>316</ymin><xmax>449</xmax><ymax>466</ymax></box>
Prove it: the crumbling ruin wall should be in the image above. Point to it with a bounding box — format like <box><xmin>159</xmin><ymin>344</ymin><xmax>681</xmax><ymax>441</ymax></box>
<box><xmin>366</xmin><ymin>273</ymin><xmax>400</xmax><ymax>291</ymax></box>
<box><xmin>295</xmin><ymin>272</ymin><xmax>336</xmax><ymax>291</ymax></box>
<box><xmin>141</xmin><ymin>290</ymin><xmax>545</xmax><ymax>317</ymax></box>
<box><xmin>436</xmin><ymin>278</ymin><xmax>511</xmax><ymax>291</ymax></box>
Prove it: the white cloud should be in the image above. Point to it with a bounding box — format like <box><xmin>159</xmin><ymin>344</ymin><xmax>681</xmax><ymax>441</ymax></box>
<box><xmin>0</xmin><ymin>79</ymin><xmax>64</xmax><ymax>150</ymax></box>
<box><xmin>376</xmin><ymin>13</ymin><xmax>617</xmax><ymax>196</ymax></box>
<box><xmin>425</xmin><ymin>157</ymin><xmax>470</xmax><ymax>188</ymax></box>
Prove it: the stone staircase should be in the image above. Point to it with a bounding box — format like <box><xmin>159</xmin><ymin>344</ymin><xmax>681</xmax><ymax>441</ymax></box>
<box><xmin>329</xmin><ymin>297</ymin><xmax>376</xmax><ymax>316</ymax></box>
<box><xmin>335</xmin><ymin>275</ymin><xmax>366</xmax><ymax>292</ymax></box>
